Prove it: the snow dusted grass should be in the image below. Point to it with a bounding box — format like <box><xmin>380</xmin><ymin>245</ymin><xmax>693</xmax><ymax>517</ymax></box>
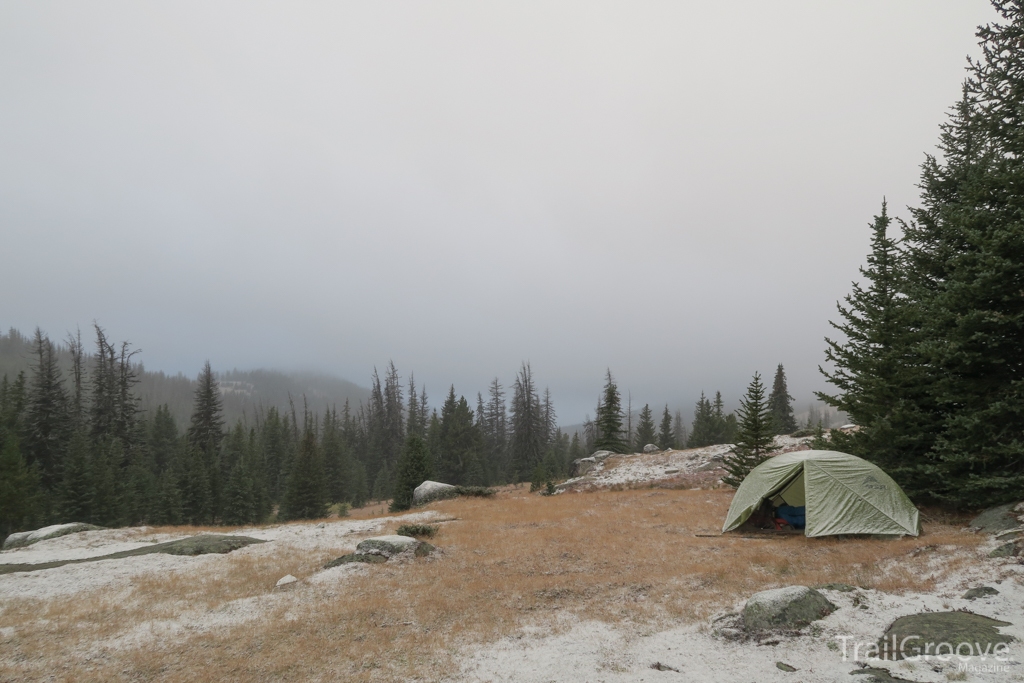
<box><xmin>0</xmin><ymin>489</ymin><xmax>991</xmax><ymax>682</ymax></box>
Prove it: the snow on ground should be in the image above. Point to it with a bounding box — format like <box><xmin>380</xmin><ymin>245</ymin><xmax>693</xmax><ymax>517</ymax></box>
<box><xmin>560</xmin><ymin>436</ymin><xmax>812</xmax><ymax>491</ymax></box>
<box><xmin>458</xmin><ymin>551</ymin><xmax>1024</xmax><ymax>683</ymax></box>
<box><xmin>0</xmin><ymin>509</ymin><xmax>442</xmax><ymax>602</ymax></box>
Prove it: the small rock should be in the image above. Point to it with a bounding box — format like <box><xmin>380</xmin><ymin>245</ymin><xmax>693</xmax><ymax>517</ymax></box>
<box><xmin>413</xmin><ymin>480</ymin><xmax>458</xmax><ymax>505</ymax></box>
<box><xmin>643</xmin><ymin>443</ymin><xmax>660</xmax><ymax>454</ymax></box>
<box><xmin>650</xmin><ymin>662</ymin><xmax>680</xmax><ymax>672</ymax></box>
<box><xmin>664</xmin><ymin>468</ymin><xmax>679</xmax><ymax>474</ymax></box>
<box><xmin>742</xmin><ymin>586</ymin><xmax>837</xmax><ymax>633</ymax></box>
<box><xmin>963</xmin><ymin>586</ymin><xmax>1000</xmax><ymax>600</ymax></box>
<box><xmin>414</xmin><ymin>542</ymin><xmax>435</xmax><ymax>557</ymax></box>
<box><xmin>776</xmin><ymin>662</ymin><xmax>797</xmax><ymax>672</ymax></box>
<box><xmin>316</xmin><ymin>523</ymin><xmax>325</xmax><ymax>529</ymax></box>
<box><xmin>276</xmin><ymin>574</ymin><xmax>298</xmax><ymax>588</ymax></box>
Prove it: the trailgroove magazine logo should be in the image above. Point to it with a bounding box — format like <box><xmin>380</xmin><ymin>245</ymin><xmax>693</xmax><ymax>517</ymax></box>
<box><xmin>836</xmin><ymin>635</ymin><xmax>1012</xmax><ymax>664</ymax></box>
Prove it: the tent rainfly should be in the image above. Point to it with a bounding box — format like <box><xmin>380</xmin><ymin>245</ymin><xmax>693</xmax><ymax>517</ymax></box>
<box><xmin>722</xmin><ymin>450</ymin><xmax>920</xmax><ymax>537</ymax></box>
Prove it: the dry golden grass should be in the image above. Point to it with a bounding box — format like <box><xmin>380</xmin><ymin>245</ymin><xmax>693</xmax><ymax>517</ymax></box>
<box><xmin>0</xmin><ymin>488</ymin><xmax>985</xmax><ymax>682</ymax></box>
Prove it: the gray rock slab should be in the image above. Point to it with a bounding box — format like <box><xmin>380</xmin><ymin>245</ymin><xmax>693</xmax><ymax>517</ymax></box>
<box><xmin>413</xmin><ymin>480</ymin><xmax>457</xmax><ymax>505</ymax></box>
<box><xmin>742</xmin><ymin>586</ymin><xmax>836</xmax><ymax>633</ymax></box>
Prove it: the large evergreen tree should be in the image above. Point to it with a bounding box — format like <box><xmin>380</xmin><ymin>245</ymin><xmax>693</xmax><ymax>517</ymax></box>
<box><xmin>688</xmin><ymin>393</ymin><xmax>716</xmax><ymax>448</ymax></box>
<box><xmin>509</xmin><ymin>363</ymin><xmax>545</xmax><ymax>481</ymax></box>
<box><xmin>0</xmin><ymin>435</ymin><xmax>41</xmax><ymax>539</ymax></box>
<box><xmin>23</xmin><ymin>329</ymin><xmax>69</xmax><ymax>494</ymax></box>
<box><xmin>767</xmin><ymin>364</ymin><xmax>797</xmax><ymax>435</ymax></box>
<box><xmin>722</xmin><ymin>373</ymin><xmax>777</xmax><ymax>487</ymax></box>
<box><xmin>900</xmin><ymin>2</ymin><xmax>1024</xmax><ymax>506</ymax></box>
<box><xmin>633</xmin><ymin>404</ymin><xmax>656</xmax><ymax>452</ymax></box>
<box><xmin>436</xmin><ymin>386</ymin><xmax>485</xmax><ymax>486</ymax></box>
<box><xmin>658</xmin><ymin>405</ymin><xmax>674</xmax><ymax>450</ymax></box>
<box><xmin>183</xmin><ymin>362</ymin><xmax>224</xmax><ymax>523</ymax></box>
<box><xmin>390</xmin><ymin>435</ymin><xmax>432</xmax><ymax>512</ymax></box>
<box><xmin>281</xmin><ymin>415</ymin><xmax>328</xmax><ymax>520</ymax></box>
<box><xmin>594</xmin><ymin>370</ymin><xmax>628</xmax><ymax>453</ymax></box>
<box><xmin>818</xmin><ymin>203</ymin><xmax>929</xmax><ymax>483</ymax></box>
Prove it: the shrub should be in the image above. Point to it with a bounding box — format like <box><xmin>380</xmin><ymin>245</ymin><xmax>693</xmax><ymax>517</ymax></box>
<box><xmin>453</xmin><ymin>486</ymin><xmax>494</xmax><ymax>498</ymax></box>
<box><xmin>396</xmin><ymin>524</ymin><xmax>438</xmax><ymax>539</ymax></box>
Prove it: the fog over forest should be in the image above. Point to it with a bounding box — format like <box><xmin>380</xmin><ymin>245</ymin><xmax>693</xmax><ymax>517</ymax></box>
<box><xmin>0</xmin><ymin>2</ymin><xmax>1000</xmax><ymax>422</ymax></box>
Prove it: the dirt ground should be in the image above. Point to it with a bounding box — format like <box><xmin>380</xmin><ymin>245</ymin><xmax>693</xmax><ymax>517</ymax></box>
<box><xmin>0</xmin><ymin>486</ymin><xmax>1020</xmax><ymax>682</ymax></box>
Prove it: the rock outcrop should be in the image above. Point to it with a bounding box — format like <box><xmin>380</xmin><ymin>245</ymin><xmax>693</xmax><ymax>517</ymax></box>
<box><xmin>879</xmin><ymin>611</ymin><xmax>1014</xmax><ymax>660</ymax></box>
<box><xmin>413</xmin><ymin>480</ymin><xmax>457</xmax><ymax>505</ymax></box>
<box><xmin>970</xmin><ymin>503</ymin><xmax>1023</xmax><ymax>533</ymax></box>
<box><xmin>323</xmin><ymin>535</ymin><xmax>436</xmax><ymax>569</ymax></box>
<box><xmin>3</xmin><ymin>523</ymin><xmax>105</xmax><ymax>550</ymax></box>
<box><xmin>742</xmin><ymin>586</ymin><xmax>836</xmax><ymax>633</ymax></box>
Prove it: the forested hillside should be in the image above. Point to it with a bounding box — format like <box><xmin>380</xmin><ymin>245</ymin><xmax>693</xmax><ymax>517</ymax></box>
<box><xmin>0</xmin><ymin>324</ymin><xmax>810</xmax><ymax>539</ymax></box>
<box><xmin>0</xmin><ymin>328</ymin><xmax>370</xmax><ymax>426</ymax></box>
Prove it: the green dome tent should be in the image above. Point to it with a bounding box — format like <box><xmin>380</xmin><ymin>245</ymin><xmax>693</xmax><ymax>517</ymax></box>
<box><xmin>722</xmin><ymin>450</ymin><xmax>920</xmax><ymax>537</ymax></box>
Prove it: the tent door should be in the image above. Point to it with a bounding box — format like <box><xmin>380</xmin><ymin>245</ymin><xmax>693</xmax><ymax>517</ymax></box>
<box><xmin>769</xmin><ymin>470</ymin><xmax>806</xmax><ymax>508</ymax></box>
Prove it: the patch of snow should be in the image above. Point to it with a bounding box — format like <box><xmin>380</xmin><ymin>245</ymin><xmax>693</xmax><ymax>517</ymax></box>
<box><xmin>459</xmin><ymin>559</ymin><xmax>1024</xmax><ymax>682</ymax></box>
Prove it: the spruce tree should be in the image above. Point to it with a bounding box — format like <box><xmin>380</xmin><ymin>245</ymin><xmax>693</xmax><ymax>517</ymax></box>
<box><xmin>633</xmin><ymin>404</ymin><xmax>656</xmax><ymax>452</ymax></box>
<box><xmin>658</xmin><ymin>405</ymin><xmax>674</xmax><ymax>450</ymax></box>
<box><xmin>509</xmin><ymin>363</ymin><xmax>545</xmax><ymax>481</ymax></box>
<box><xmin>390</xmin><ymin>435</ymin><xmax>432</xmax><ymax>512</ymax></box>
<box><xmin>0</xmin><ymin>434</ymin><xmax>41</xmax><ymax>538</ymax></box>
<box><xmin>767</xmin><ymin>364</ymin><xmax>797</xmax><ymax>434</ymax></box>
<box><xmin>817</xmin><ymin>202</ymin><xmax>926</xmax><ymax>481</ymax></box>
<box><xmin>722</xmin><ymin>373</ymin><xmax>777</xmax><ymax>487</ymax></box>
<box><xmin>688</xmin><ymin>393</ymin><xmax>716</xmax><ymax>448</ymax></box>
<box><xmin>672</xmin><ymin>410</ymin><xmax>687</xmax><ymax>449</ymax></box>
<box><xmin>281</xmin><ymin>415</ymin><xmax>328</xmax><ymax>520</ymax></box>
<box><xmin>185</xmin><ymin>362</ymin><xmax>225</xmax><ymax>523</ymax></box>
<box><xmin>898</xmin><ymin>2</ymin><xmax>1024</xmax><ymax>506</ymax></box>
<box><xmin>436</xmin><ymin>387</ymin><xmax>485</xmax><ymax>486</ymax></box>
<box><xmin>24</xmin><ymin>329</ymin><xmax>70</xmax><ymax>494</ymax></box>
<box><xmin>594</xmin><ymin>370</ymin><xmax>628</xmax><ymax>453</ymax></box>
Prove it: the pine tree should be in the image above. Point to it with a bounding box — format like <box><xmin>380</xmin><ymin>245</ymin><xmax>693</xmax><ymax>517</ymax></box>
<box><xmin>390</xmin><ymin>435</ymin><xmax>432</xmax><ymax>512</ymax></box>
<box><xmin>148</xmin><ymin>404</ymin><xmax>179</xmax><ymax>474</ymax></box>
<box><xmin>185</xmin><ymin>362</ymin><xmax>225</xmax><ymax>523</ymax></box>
<box><xmin>688</xmin><ymin>393</ymin><xmax>716</xmax><ymax>448</ymax></box>
<box><xmin>281</xmin><ymin>415</ymin><xmax>328</xmax><ymax>520</ymax></box>
<box><xmin>509</xmin><ymin>363</ymin><xmax>545</xmax><ymax>481</ymax></box>
<box><xmin>633</xmin><ymin>404</ymin><xmax>656</xmax><ymax>452</ymax></box>
<box><xmin>896</xmin><ymin>3</ymin><xmax>1024</xmax><ymax>506</ymax></box>
<box><xmin>24</xmin><ymin>328</ymin><xmax>70</xmax><ymax>494</ymax></box>
<box><xmin>722</xmin><ymin>373</ymin><xmax>777</xmax><ymax>487</ymax></box>
<box><xmin>483</xmin><ymin>378</ymin><xmax>507</xmax><ymax>481</ymax></box>
<box><xmin>406</xmin><ymin>374</ymin><xmax>426</xmax><ymax>439</ymax></box>
<box><xmin>657</xmin><ymin>405</ymin><xmax>674</xmax><ymax>450</ymax></box>
<box><xmin>0</xmin><ymin>434</ymin><xmax>41</xmax><ymax>538</ymax></box>
<box><xmin>672</xmin><ymin>410</ymin><xmax>687</xmax><ymax>449</ymax></box>
<box><xmin>594</xmin><ymin>370</ymin><xmax>628</xmax><ymax>453</ymax></box>
<box><xmin>767</xmin><ymin>364</ymin><xmax>797</xmax><ymax>435</ymax></box>
<box><xmin>817</xmin><ymin>202</ymin><xmax>925</xmax><ymax>480</ymax></box>
<box><xmin>436</xmin><ymin>387</ymin><xmax>485</xmax><ymax>486</ymax></box>
<box><xmin>58</xmin><ymin>429</ymin><xmax>93</xmax><ymax>521</ymax></box>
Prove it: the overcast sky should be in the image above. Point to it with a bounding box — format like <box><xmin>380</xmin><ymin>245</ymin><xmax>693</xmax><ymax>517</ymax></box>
<box><xmin>0</xmin><ymin>1</ymin><xmax>999</xmax><ymax>423</ymax></box>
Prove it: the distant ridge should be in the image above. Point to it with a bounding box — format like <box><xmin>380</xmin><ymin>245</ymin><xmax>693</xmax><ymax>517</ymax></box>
<box><xmin>0</xmin><ymin>328</ymin><xmax>371</xmax><ymax>427</ymax></box>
